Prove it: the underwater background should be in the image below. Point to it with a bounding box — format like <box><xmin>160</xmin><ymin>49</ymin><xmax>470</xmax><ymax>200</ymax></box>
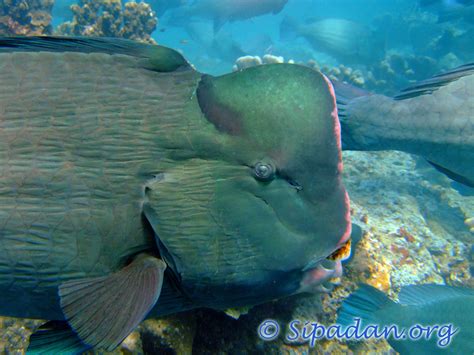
<box><xmin>0</xmin><ymin>0</ymin><xmax>473</xmax><ymax>353</ymax></box>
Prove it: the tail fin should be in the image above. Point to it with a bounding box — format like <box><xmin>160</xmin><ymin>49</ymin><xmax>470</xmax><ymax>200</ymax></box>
<box><xmin>280</xmin><ymin>16</ymin><xmax>299</xmax><ymax>42</ymax></box>
<box><xmin>337</xmin><ymin>284</ymin><xmax>392</xmax><ymax>326</ymax></box>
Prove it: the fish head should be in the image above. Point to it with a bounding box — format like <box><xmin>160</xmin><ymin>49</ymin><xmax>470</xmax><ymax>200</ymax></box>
<box><xmin>145</xmin><ymin>64</ymin><xmax>351</xmax><ymax>307</ymax></box>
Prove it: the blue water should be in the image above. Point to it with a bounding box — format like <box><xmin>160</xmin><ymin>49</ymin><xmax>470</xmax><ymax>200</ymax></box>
<box><xmin>155</xmin><ymin>0</ymin><xmax>472</xmax><ymax>82</ymax></box>
<box><xmin>157</xmin><ymin>0</ymin><xmax>427</xmax><ymax>74</ymax></box>
<box><xmin>51</xmin><ymin>0</ymin><xmax>474</xmax><ymax>82</ymax></box>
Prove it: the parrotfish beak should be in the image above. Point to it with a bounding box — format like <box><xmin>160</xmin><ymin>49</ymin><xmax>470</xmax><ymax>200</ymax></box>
<box><xmin>299</xmin><ymin>231</ymin><xmax>352</xmax><ymax>293</ymax></box>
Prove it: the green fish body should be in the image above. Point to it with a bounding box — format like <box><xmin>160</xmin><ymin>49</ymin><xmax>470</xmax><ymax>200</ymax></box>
<box><xmin>0</xmin><ymin>37</ymin><xmax>351</xmax><ymax>352</ymax></box>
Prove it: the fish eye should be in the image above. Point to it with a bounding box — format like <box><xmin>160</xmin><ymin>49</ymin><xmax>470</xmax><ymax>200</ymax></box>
<box><xmin>253</xmin><ymin>161</ymin><xmax>275</xmax><ymax>182</ymax></box>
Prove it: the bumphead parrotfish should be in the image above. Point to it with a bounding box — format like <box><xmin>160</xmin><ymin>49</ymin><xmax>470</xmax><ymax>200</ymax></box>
<box><xmin>338</xmin><ymin>284</ymin><xmax>474</xmax><ymax>354</ymax></box>
<box><xmin>173</xmin><ymin>0</ymin><xmax>288</xmax><ymax>32</ymax></box>
<box><xmin>335</xmin><ymin>63</ymin><xmax>474</xmax><ymax>187</ymax></box>
<box><xmin>0</xmin><ymin>37</ymin><xmax>351</xmax><ymax>352</ymax></box>
<box><xmin>280</xmin><ymin>17</ymin><xmax>385</xmax><ymax>65</ymax></box>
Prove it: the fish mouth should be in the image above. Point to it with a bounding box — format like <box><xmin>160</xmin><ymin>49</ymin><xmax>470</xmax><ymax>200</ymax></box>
<box><xmin>302</xmin><ymin>234</ymin><xmax>352</xmax><ymax>272</ymax></box>
<box><xmin>328</xmin><ymin>238</ymin><xmax>352</xmax><ymax>262</ymax></box>
<box><xmin>298</xmin><ymin>238</ymin><xmax>351</xmax><ymax>293</ymax></box>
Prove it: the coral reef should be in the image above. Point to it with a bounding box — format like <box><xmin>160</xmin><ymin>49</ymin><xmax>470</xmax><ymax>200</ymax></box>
<box><xmin>57</xmin><ymin>0</ymin><xmax>158</xmax><ymax>44</ymax></box>
<box><xmin>0</xmin><ymin>317</ymin><xmax>41</xmax><ymax>354</ymax></box>
<box><xmin>307</xmin><ymin>60</ymin><xmax>366</xmax><ymax>88</ymax></box>
<box><xmin>233</xmin><ymin>54</ymin><xmax>290</xmax><ymax>71</ymax></box>
<box><xmin>0</xmin><ymin>0</ymin><xmax>53</xmax><ymax>35</ymax></box>
<box><xmin>314</xmin><ymin>55</ymin><xmax>426</xmax><ymax>94</ymax></box>
<box><xmin>262</xmin><ymin>54</ymin><xmax>284</xmax><ymax>64</ymax></box>
<box><xmin>364</xmin><ymin>52</ymin><xmax>439</xmax><ymax>94</ymax></box>
<box><xmin>233</xmin><ymin>54</ymin><xmax>366</xmax><ymax>88</ymax></box>
<box><xmin>233</xmin><ymin>52</ymin><xmax>447</xmax><ymax>95</ymax></box>
<box><xmin>138</xmin><ymin>314</ymin><xmax>196</xmax><ymax>354</ymax></box>
<box><xmin>233</xmin><ymin>55</ymin><xmax>263</xmax><ymax>71</ymax></box>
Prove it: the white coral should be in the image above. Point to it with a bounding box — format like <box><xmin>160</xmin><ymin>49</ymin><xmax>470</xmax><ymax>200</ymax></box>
<box><xmin>233</xmin><ymin>55</ymin><xmax>263</xmax><ymax>71</ymax></box>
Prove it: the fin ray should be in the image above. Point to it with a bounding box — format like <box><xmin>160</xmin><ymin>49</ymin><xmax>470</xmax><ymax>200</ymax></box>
<box><xmin>398</xmin><ymin>284</ymin><xmax>474</xmax><ymax>306</ymax></box>
<box><xmin>337</xmin><ymin>284</ymin><xmax>392</xmax><ymax>326</ymax></box>
<box><xmin>59</xmin><ymin>254</ymin><xmax>166</xmax><ymax>351</ymax></box>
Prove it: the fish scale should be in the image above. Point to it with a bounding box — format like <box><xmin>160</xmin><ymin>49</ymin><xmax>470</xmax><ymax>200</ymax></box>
<box><xmin>0</xmin><ymin>37</ymin><xmax>351</xmax><ymax>352</ymax></box>
<box><xmin>0</xmin><ymin>51</ymin><xmax>199</xmax><ymax>311</ymax></box>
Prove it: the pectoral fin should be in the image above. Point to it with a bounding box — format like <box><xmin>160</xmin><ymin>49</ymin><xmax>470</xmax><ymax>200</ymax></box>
<box><xmin>58</xmin><ymin>254</ymin><xmax>166</xmax><ymax>351</ymax></box>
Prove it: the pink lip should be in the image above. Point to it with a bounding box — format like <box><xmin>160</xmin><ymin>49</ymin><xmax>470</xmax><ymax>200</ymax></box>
<box><xmin>298</xmin><ymin>259</ymin><xmax>343</xmax><ymax>293</ymax></box>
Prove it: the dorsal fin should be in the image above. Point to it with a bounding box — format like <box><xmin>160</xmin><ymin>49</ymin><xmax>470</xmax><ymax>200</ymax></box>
<box><xmin>394</xmin><ymin>63</ymin><xmax>474</xmax><ymax>100</ymax></box>
<box><xmin>0</xmin><ymin>36</ymin><xmax>190</xmax><ymax>73</ymax></box>
<box><xmin>398</xmin><ymin>284</ymin><xmax>474</xmax><ymax>306</ymax></box>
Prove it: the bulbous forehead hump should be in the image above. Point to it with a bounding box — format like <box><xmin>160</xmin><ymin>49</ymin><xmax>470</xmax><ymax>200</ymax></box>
<box><xmin>197</xmin><ymin>64</ymin><xmax>341</xmax><ymax>167</ymax></box>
